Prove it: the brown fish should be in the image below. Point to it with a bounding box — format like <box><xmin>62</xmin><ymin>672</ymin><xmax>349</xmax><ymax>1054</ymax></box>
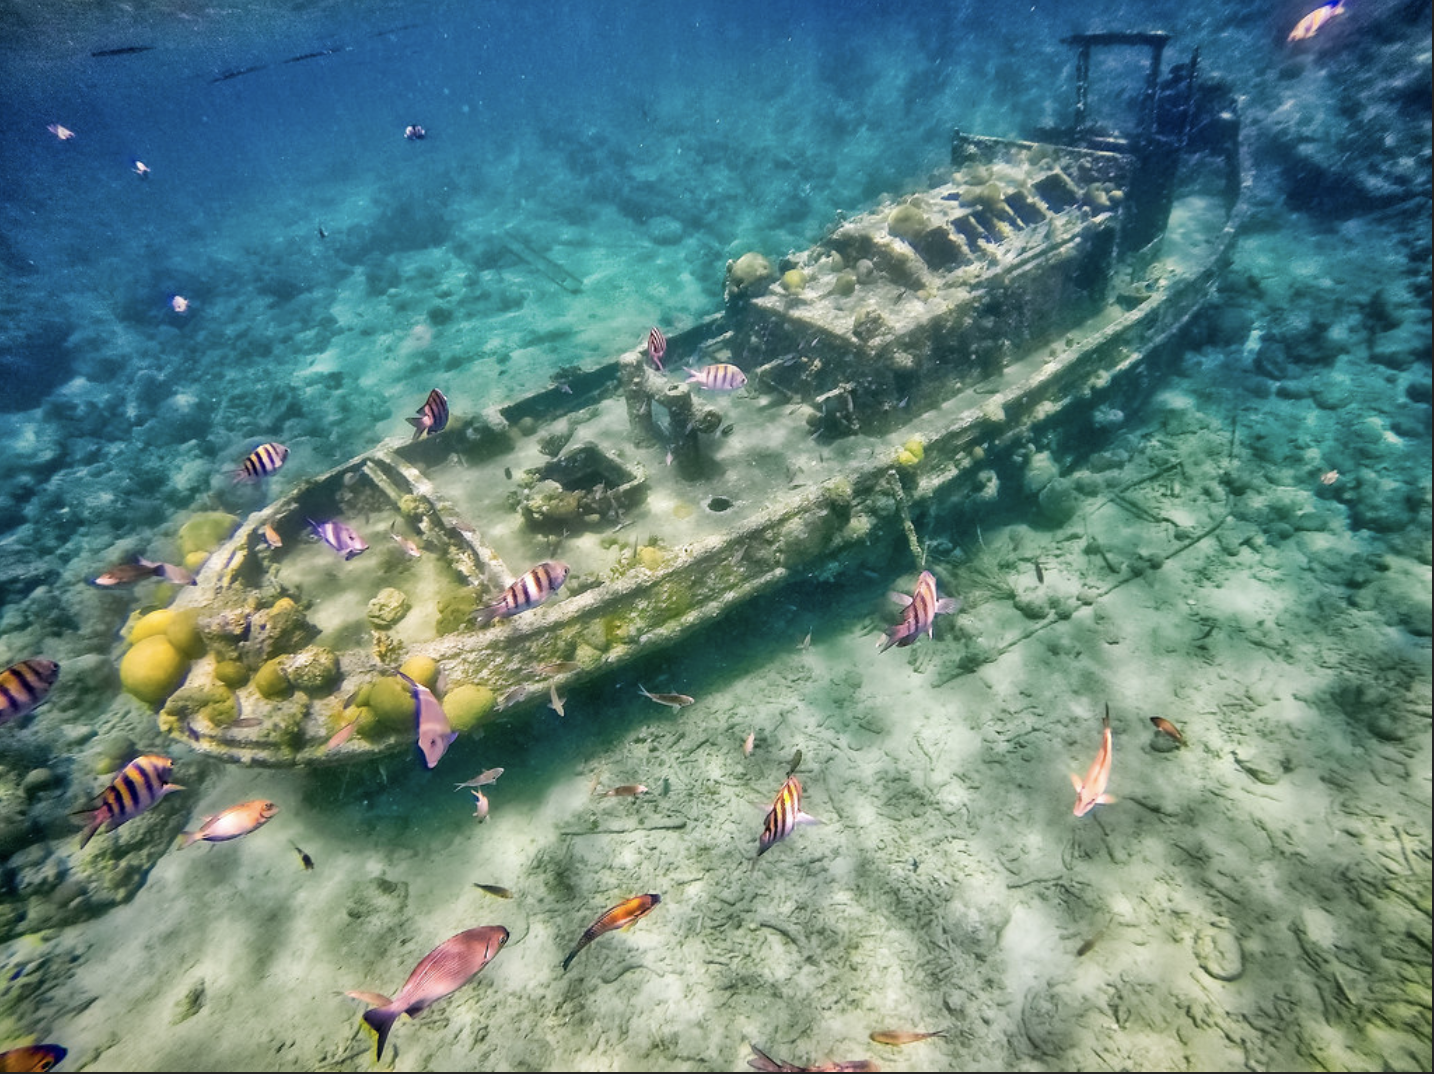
<box><xmin>359</xmin><ymin>926</ymin><xmax>509</xmax><ymax>1058</ymax></box>
<box><xmin>1149</xmin><ymin>716</ymin><xmax>1185</xmax><ymax>746</ymax></box>
<box><xmin>472</xmin><ymin>883</ymin><xmax>512</xmax><ymax>899</ymax></box>
<box><xmin>869</xmin><ymin>1029</ymin><xmax>944</xmax><ymax>1046</ymax></box>
<box><xmin>178</xmin><ymin>799</ymin><xmax>277</xmax><ymax>848</ymax></box>
<box><xmin>600</xmin><ymin>784</ymin><xmax>648</xmax><ymax>798</ymax></box>
<box><xmin>562</xmin><ymin>893</ymin><xmax>660</xmax><ymax>971</ymax></box>
<box><xmin>0</xmin><ymin>1045</ymin><xmax>66</xmax><ymax>1072</ymax></box>
<box><xmin>637</xmin><ymin>684</ymin><xmax>694</xmax><ymax>709</ymax></box>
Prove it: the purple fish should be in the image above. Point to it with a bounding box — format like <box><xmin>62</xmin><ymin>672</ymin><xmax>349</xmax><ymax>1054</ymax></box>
<box><xmin>397</xmin><ymin>672</ymin><xmax>457</xmax><ymax>768</ymax></box>
<box><xmin>647</xmin><ymin>326</ymin><xmax>667</xmax><ymax>372</ymax></box>
<box><xmin>685</xmin><ymin>362</ymin><xmax>747</xmax><ymax>391</ymax></box>
<box><xmin>308</xmin><ymin>518</ymin><xmax>369</xmax><ymax>560</ymax></box>
<box><xmin>359</xmin><ymin>926</ymin><xmax>509</xmax><ymax>1059</ymax></box>
<box><xmin>406</xmin><ymin>388</ymin><xmax>449</xmax><ymax>440</ymax></box>
<box><xmin>879</xmin><ymin>570</ymin><xmax>959</xmax><ymax>652</ymax></box>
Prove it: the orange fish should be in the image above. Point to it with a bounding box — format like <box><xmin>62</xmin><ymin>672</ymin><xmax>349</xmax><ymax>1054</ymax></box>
<box><xmin>179</xmin><ymin>799</ymin><xmax>277</xmax><ymax>848</ymax></box>
<box><xmin>561</xmin><ymin>893</ymin><xmax>660</xmax><ymax>971</ymax></box>
<box><xmin>359</xmin><ymin>926</ymin><xmax>509</xmax><ymax>1058</ymax></box>
<box><xmin>1149</xmin><ymin>716</ymin><xmax>1185</xmax><ymax>746</ymax></box>
<box><xmin>324</xmin><ymin>718</ymin><xmax>359</xmax><ymax>752</ymax></box>
<box><xmin>1288</xmin><ymin>1</ymin><xmax>1345</xmax><ymax>42</ymax></box>
<box><xmin>263</xmin><ymin>523</ymin><xmax>283</xmax><ymax>549</ymax></box>
<box><xmin>1071</xmin><ymin>705</ymin><xmax>1115</xmax><ymax>817</ymax></box>
<box><xmin>0</xmin><ymin>1044</ymin><xmax>66</xmax><ymax>1072</ymax></box>
<box><xmin>600</xmin><ymin>784</ymin><xmax>647</xmax><ymax>797</ymax></box>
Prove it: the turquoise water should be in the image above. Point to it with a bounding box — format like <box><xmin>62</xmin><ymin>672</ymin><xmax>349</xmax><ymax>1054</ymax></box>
<box><xmin>1</xmin><ymin>1</ymin><xmax>1429</xmax><ymax>1070</ymax></box>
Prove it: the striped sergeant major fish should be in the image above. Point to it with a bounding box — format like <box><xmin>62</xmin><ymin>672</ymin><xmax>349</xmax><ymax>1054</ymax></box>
<box><xmin>406</xmin><ymin>388</ymin><xmax>449</xmax><ymax>440</ymax></box>
<box><xmin>233</xmin><ymin>442</ymin><xmax>289</xmax><ymax>482</ymax></box>
<box><xmin>758</xmin><ymin>774</ymin><xmax>819</xmax><ymax>858</ymax></box>
<box><xmin>0</xmin><ymin>658</ymin><xmax>60</xmax><ymax>728</ymax></box>
<box><xmin>646</xmin><ymin>326</ymin><xmax>667</xmax><ymax>372</ymax></box>
<box><xmin>475</xmin><ymin>561</ymin><xmax>569</xmax><ymax>625</ymax></box>
<box><xmin>878</xmin><ymin>570</ymin><xmax>960</xmax><ymax>652</ymax></box>
<box><xmin>561</xmin><ymin>893</ymin><xmax>661</xmax><ymax>971</ymax></box>
<box><xmin>308</xmin><ymin>518</ymin><xmax>369</xmax><ymax>560</ymax></box>
<box><xmin>77</xmin><ymin>754</ymin><xmax>182</xmax><ymax>848</ymax></box>
<box><xmin>685</xmin><ymin>362</ymin><xmax>747</xmax><ymax>391</ymax></box>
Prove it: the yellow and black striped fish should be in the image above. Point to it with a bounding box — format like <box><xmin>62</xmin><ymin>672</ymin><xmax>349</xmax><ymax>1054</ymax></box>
<box><xmin>561</xmin><ymin>893</ymin><xmax>660</xmax><ymax>971</ymax></box>
<box><xmin>758</xmin><ymin>774</ymin><xmax>819</xmax><ymax>858</ymax></box>
<box><xmin>475</xmin><ymin>561</ymin><xmax>569</xmax><ymax>625</ymax></box>
<box><xmin>233</xmin><ymin>442</ymin><xmax>289</xmax><ymax>483</ymax></box>
<box><xmin>0</xmin><ymin>658</ymin><xmax>59</xmax><ymax>729</ymax></box>
<box><xmin>78</xmin><ymin>754</ymin><xmax>182</xmax><ymax>848</ymax></box>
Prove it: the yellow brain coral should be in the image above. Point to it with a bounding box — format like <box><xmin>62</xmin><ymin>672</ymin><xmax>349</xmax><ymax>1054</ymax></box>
<box><xmin>120</xmin><ymin>635</ymin><xmax>190</xmax><ymax>705</ymax></box>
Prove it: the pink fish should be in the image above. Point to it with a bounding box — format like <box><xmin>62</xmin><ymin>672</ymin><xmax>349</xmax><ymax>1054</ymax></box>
<box><xmin>878</xmin><ymin>570</ymin><xmax>959</xmax><ymax>651</ymax></box>
<box><xmin>1071</xmin><ymin>705</ymin><xmax>1115</xmax><ymax>817</ymax></box>
<box><xmin>646</xmin><ymin>326</ymin><xmax>667</xmax><ymax>372</ymax></box>
<box><xmin>1288</xmin><ymin>0</ymin><xmax>1345</xmax><ymax>42</ymax></box>
<box><xmin>398</xmin><ymin>672</ymin><xmax>456</xmax><ymax>768</ymax></box>
<box><xmin>685</xmin><ymin>363</ymin><xmax>747</xmax><ymax>391</ymax></box>
<box><xmin>359</xmin><ymin>925</ymin><xmax>509</xmax><ymax>1059</ymax></box>
<box><xmin>405</xmin><ymin>388</ymin><xmax>449</xmax><ymax>440</ymax></box>
<box><xmin>475</xmin><ymin>561</ymin><xmax>569</xmax><ymax>625</ymax></box>
<box><xmin>178</xmin><ymin>799</ymin><xmax>277</xmax><ymax>848</ymax></box>
<box><xmin>308</xmin><ymin>518</ymin><xmax>368</xmax><ymax>560</ymax></box>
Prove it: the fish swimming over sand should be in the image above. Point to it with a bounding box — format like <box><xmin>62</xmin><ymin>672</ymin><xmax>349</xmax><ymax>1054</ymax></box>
<box><xmin>475</xmin><ymin>561</ymin><xmax>569</xmax><ymax>625</ymax></box>
<box><xmin>685</xmin><ymin>362</ymin><xmax>747</xmax><ymax>391</ymax></box>
<box><xmin>759</xmin><ymin>774</ymin><xmax>818</xmax><ymax>858</ymax></box>
<box><xmin>473</xmin><ymin>883</ymin><xmax>511</xmax><ymax>899</ymax></box>
<box><xmin>0</xmin><ymin>658</ymin><xmax>59</xmax><ymax>728</ymax></box>
<box><xmin>561</xmin><ymin>893</ymin><xmax>661</xmax><ymax>971</ymax></box>
<box><xmin>1149</xmin><ymin>716</ymin><xmax>1185</xmax><ymax>746</ymax></box>
<box><xmin>309</xmin><ymin>518</ymin><xmax>368</xmax><ymax>560</ymax></box>
<box><xmin>879</xmin><ymin>570</ymin><xmax>959</xmax><ymax>652</ymax></box>
<box><xmin>0</xmin><ymin>1044</ymin><xmax>66</xmax><ymax>1072</ymax></box>
<box><xmin>743</xmin><ymin>731</ymin><xmax>755</xmax><ymax>757</ymax></box>
<box><xmin>747</xmin><ymin>1043</ymin><xmax>878</xmax><ymax>1072</ymax></box>
<box><xmin>637</xmin><ymin>684</ymin><xmax>694</xmax><ymax>709</ymax></box>
<box><xmin>646</xmin><ymin>326</ymin><xmax>667</xmax><ymax>371</ymax></box>
<box><xmin>600</xmin><ymin>784</ymin><xmax>647</xmax><ymax>797</ymax></box>
<box><xmin>406</xmin><ymin>388</ymin><xmax>449</xmax><ymax>440</ymax></box>
<box><xmin>869</xmin><ymin>1029</ymin><xmax>944</xmax><ymax>1046</ymax></box>
<box><xmin>1071</xmin><ymin>704</ymin><xmax>1115</xmax><ymax>817</ymax></box>
<box><xmin>1289</xmin><ymin>0</ymin><xmax>1345</xmax><ymax>41</ymax></box>
<box><xmin>398</xmin><ymin>672</ymin><xmax>456</xmax><ymax>768</ymax></box>
<box><xmin>453</xmin><ymin>767</ymin><xmax>503</xmax><ymax>790</ymax></box>
<box><xmin>470</xmin><ymin>788</ymin><xmax>489</xmax><ymax>821</ymax></box>
<box><xmin>389</xmin><ymin>524</ymin><xmax>421</xmax><ymax>558</ymax></box>
<box><xmin>178</xmin><ymin>799</ymin><xmax>277</xmax><ymax>848</ymax></box>
<box><xmin>234</xmin><ymin>442</ymin><xmax>287</xmax><ymax>482</ymax></box>
<box><xmin>77</xmin><ymin>754</ymin><xmax>181</xmax><ymax>848</ymax></box>
<box><xmin>90</xmin><ymin>558</ymin><xmax>193</xmax><ymax>587</ymax></box>
<box><xmin>292</xmin><ymin>842</ymin><xmax>314</xmax><ymax>870</ymax></box>
<box><xmin>358</xmin><ymin>925</ymin><xmax>509</xmax><ymax>1059</ymax></box>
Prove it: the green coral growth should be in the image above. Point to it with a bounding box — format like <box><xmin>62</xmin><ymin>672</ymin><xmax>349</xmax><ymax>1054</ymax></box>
<box><xmin>165</xmin><ymin>608</ymin><xmax>207</xmax><ymax>660</ymax></box>
<box><xmin>178</xmin><ymin>511</ymin><xmax>240</xmax><ymax>558</ymax></box>
<box><xmin>213</xmin><ymin>660</ymin><xmax>250</xmax><ymax>688</ymax></box>
<box><xmin>367</xmin><ymin>676</ymin><xmax>415</xmax><ymax>731</ymax></box>
<box><xmin>286</xmin><ymin>647</ymin><xmax>340</xmax><ymax>696</ymax></box>
<box><xmin>163</xmin><ymin>685</ymin><xmax>239</xmax><ymax>729</ymax></box>
<box><xmin>253</xmin><ymin>658</ymin><xmax>293</xmax><ymax>701</ymax></box>
<box><xmin>444</xmin><ymin>684</ymin><xmax>496</xmax><ymax>733</ymax></box>
<box><xmin>436</xmin><ymin>589</ymin><xmax>478</xmax><ymax>635</ymax></box>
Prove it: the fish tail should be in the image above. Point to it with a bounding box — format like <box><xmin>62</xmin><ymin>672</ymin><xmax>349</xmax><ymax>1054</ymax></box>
<box><xmin>560</xmin><ymin>935</ymin><xmax>591</xmax><ymax>972</ymax></box>
<box><xmin>77</xmin><ymin>812</ymin><xmax>102</xmax><ymax>849</ymax></box>
<box><xmin>405</xmin><ymin>417</ymin><xmax>423</xmax><ymax>441</ymax></box>
<box><xmin>362</xmin><ymin>1005</ymin><xmax>401</xmax><ymax>1060</ymax></box>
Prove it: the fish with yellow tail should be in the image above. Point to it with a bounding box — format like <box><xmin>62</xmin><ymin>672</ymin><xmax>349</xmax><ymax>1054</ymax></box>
<box><xmin>475</xmin><ymin>560</ymin><xmax>569</xmax><ymax>625</ymax></box>
<box><xmin>178</xmin><ymin>799</ymin><xmax>277</xmax><ymax>848</ymax></box>
<box><xmin>358</xmin><ymin>925</ymin><xmax>509</xmax><ymax>1059</ymax></box>
<box><xmin>561</xmin><ymin>893</ymin><xmax>661</xmax><ymax>971</ymax></box>
<box><xmin>397</xmin><ymin>671</ymin><xmax>456</xmax><ymax>768</ymax></box>
<box><xmin>0</xmin><ymin>658</ymin><xmax>59</xmax><ymax>729</ymax></box>
<box><xmin>1071</xmin><ymin>704</ymin><xmax>1115</xmax><ymax>817</ymax></box>
<box><xmin>758</xmin><ymin>774</ymin><xmax>819</xmax><ymax>858</ymax></box>
<box><xmin>878</xmin><ymin>570</ymin><xmax>959</xmax><ymax>651</ymax></box>
<box><xmin>77</xmin><ymin>754</ymin><xmax>182</xmax><ymax>848</ymax></box>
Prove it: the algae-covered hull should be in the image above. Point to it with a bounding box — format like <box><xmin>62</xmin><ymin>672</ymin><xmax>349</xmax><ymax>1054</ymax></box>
<box><xmin>160</xmin><ymin>36</ymin><xmax>1248</xmax><ymax>765</ymax></box>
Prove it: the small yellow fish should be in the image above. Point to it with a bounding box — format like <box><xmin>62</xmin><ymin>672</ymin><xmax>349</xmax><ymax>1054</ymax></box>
<box><xmin>870</xmin><ymin>1029</ymin><xmax>945</xmax><ymax>1046</ymax></box>
<box><xmin>263</xmin><ymin>523</ymin><xmax>283</xmax><ymax>549</ymax></box>
<box><xmin>637</xmin><ymin>684</ymin><xmax>694</xmax><ymax>709</ymax></box>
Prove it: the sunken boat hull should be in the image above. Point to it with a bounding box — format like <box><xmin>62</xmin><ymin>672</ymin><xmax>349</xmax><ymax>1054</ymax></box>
<box><xmin>160</xmin><ymin>34</ymin><xmax>1249</xmax><ymax>766</ymax></box>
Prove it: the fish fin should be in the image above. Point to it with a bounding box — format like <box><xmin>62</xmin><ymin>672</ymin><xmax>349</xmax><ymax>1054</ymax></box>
<box><xmin>1070</xmin><ymin>773</ymin><xmax>1083</xmax><ymax>792</ymax></box>
<box><xmin>936</xmin><ymin>597</ymin><xmax>960</xmax><ymax>614</ymax></box>
<box><xmin>77</xmin><ymin>812</ymin><xmax>101</xmax><ymax>849</ymax></box>
<box><xmin>177</xmin><ymin>830</ymin><xmax>199</xmax><ymax>849</ymax></box>
<box><xmin>888</xmin><ymin>591</ymin><xmax>913</xmax><ymax>607</ymax></box>
<box><xmin>795</xmin><ymin>809</ymin><xmax>821</xmax><ymax>826</ymax></box>
<box><xmin>361</xmin><ymin>1005</ymin><xmax>401</xmax><ymax>1060</ymax></box>
<box><xmin>1098</xmin><ymin>793</ymin><xmax>1117</xmax><ymax>806</ymax></box>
